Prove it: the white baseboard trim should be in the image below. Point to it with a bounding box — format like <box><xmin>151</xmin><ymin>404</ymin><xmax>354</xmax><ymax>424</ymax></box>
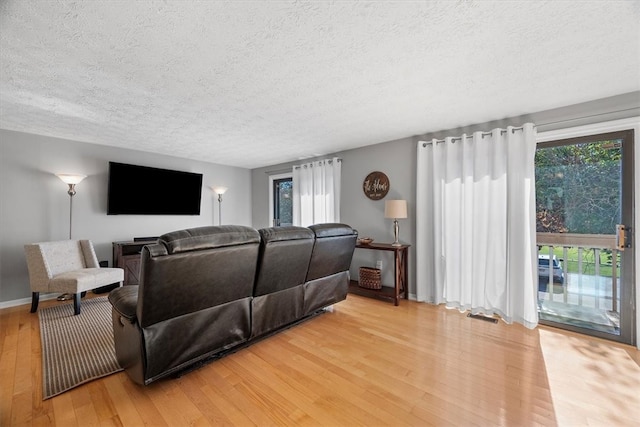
<box><xmin>0</xmin><ymin>293</ymin><xmax>59</xmax><ymax>310</ymax></box>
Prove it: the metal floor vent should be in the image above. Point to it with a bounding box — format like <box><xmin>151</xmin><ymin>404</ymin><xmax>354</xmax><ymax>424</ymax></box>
<box><xmin>467</xmin><ymin>313</ymin><xmax>498</xmax><ymax>324</ymax></box>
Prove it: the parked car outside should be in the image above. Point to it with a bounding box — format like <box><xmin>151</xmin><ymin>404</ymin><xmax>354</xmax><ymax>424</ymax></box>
<box><xmin>538</xmin><ymin>254</ymin><xmax>565</xmax><ymax>292</ymax></box>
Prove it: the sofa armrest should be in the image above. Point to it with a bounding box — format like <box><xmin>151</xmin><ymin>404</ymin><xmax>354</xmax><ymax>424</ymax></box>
<box><xmin>108</xmin><ymin>286</ymin><xmax>139</xmax><ymax>321</ymax></box>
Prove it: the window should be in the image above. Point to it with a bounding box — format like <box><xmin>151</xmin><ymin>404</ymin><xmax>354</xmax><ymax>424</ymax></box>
<box><xmin>269</xmin><ymin>173</ymin><xmax>293</xmax><ymax>227</ymax></box>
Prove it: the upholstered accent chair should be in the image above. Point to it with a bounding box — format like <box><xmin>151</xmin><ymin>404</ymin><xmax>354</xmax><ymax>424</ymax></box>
<box><xmin>24</xmin><ymin>240</ymin><xmax>124</xmax><ymax>315</ymax></box>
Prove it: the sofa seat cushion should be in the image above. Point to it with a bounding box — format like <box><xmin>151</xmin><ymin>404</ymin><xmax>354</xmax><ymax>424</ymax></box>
<box><xmin>49</xmin><ymin>268</ymin><xmax>124</xmax><ymax>294</ymax></box>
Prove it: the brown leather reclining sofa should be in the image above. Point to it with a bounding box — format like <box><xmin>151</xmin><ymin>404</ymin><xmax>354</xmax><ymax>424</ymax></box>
<box><xmin>108</xmin><ymin>223</ymin><xmax>357</xmax><ymax>385</ymax></box>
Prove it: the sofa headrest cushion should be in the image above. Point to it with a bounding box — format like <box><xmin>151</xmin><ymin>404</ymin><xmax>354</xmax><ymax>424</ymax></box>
<box><xmin>159</xmin><ymin>225</ymin><xmax>260</xmax><ymax>254</ymax></box>
<box><xmin>259</xmin><ymin>226</ymin><xmax>314</xmax><ymax>244</ymax></box>
<box><xmin>308</xmin><ymin>223</ymin><xmax>356</xmax><ymax>238</ymax></box>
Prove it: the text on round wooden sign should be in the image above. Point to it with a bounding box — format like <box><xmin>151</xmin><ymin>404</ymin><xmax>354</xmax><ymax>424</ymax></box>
<box><xmin>363</xmin><ymin>171</ymin><xmax>389</xmax><ymax>200</ymax></box>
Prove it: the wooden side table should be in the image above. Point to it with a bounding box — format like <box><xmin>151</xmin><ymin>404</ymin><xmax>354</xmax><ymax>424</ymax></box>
<box><xmin>112</xmin><ymin>240</ymin><xmax>157</xmax><ymax>286</ymax></box>
<box><xmin>349</xmin><ymin>242</ymin><xmax>410</xmax><ymax>305</ymax></box>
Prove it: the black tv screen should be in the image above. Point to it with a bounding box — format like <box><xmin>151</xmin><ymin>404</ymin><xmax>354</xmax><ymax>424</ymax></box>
<box><xmin>107</xmin><ymin>162</ymin><xmax>203</xmax><ymax>215</ymax></box>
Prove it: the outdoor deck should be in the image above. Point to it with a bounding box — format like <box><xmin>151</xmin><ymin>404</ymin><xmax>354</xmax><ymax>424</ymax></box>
<box><xmin>537</xmin><ymin>233</ymin><xmax>621</xmax><ymax>335</ymax></box>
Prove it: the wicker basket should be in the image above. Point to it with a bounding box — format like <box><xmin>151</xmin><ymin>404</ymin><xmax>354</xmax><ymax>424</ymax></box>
<box><xmin>359</xmin><ymin>267</ymin><xmax>382</xmax><ymax>289</ymax></box>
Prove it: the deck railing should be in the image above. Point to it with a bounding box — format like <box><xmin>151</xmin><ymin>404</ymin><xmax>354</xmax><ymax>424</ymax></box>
<box><xmin>536</xmin><ymin>233</ymin><xmax>620</xmax><ymax>313</ymax></box>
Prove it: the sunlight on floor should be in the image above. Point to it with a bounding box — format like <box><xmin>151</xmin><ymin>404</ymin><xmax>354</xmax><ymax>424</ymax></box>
<box><xmin>539</xmin><ymin>328</ymin><xmax>640</xmax><ymax>426</ymax></box>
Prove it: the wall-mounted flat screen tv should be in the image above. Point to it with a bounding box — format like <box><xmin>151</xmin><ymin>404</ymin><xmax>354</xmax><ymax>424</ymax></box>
<box><xmin>107</xmin><ymin>162</ymin><xmax>203</xmax><ymax>215</ymax></box>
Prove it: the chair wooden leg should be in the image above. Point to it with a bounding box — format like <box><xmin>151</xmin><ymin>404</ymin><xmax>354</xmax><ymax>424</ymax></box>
<box><xmin>30</xmin><ymin>292</ymin><xmax>39</xmax><ymax>313</ymax></box>
<box><xmin>73</xmin><ymin>293</ymin><xmax>81</xmax><ymax>315</ymax></box>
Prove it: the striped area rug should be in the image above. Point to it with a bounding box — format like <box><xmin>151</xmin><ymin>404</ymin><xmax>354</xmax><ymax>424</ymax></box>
<box><xmin>38</xmin><ymin>296</ymin><xmax>122</xmax><ymax>400</ymax></box>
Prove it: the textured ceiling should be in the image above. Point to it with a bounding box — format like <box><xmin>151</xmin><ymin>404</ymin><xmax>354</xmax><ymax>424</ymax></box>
<box><xmin>1</xmin><ymin>1</ymin><xmax>639</xmax><ymax>169</ymax></box>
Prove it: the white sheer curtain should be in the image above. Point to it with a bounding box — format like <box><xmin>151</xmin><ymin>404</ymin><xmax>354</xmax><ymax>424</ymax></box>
<box><xmin>292</xmin><ymin>157</ymin><xmax>341</xmax><ymax>226</ymax></box>
<box><xmin>416</xmin><ymin>124</ymin><xmax>538</xmax><ymax>328</ymax></box>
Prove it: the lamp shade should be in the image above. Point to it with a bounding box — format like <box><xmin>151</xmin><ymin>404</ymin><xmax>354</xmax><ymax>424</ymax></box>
<box><xmin>384</xmin><ymin>199</ymin><xmax>407</xmax><ymax>219</ymax></box>
<box><xmin>212</xmin><ymin>186</ymin><xmax>228</xmax><ymax>195</ymax></box>
<box><xmin>56</xmin><ymin>174</ymin><xmax>86</xmax><ymax>185</ymax></box>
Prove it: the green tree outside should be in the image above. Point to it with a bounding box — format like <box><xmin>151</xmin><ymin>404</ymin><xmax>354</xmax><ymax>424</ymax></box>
<box><xmin>535</xmin><ymin>140</ymin><xmax>622</xmax><ymax>235</ymax></box>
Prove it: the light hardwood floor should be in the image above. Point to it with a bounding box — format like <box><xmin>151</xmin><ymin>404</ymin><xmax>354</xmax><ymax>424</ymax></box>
<box><xmin>1</xmin><ymin>293</ymin><xmax>639</xmax><ymax>426</ymax></box>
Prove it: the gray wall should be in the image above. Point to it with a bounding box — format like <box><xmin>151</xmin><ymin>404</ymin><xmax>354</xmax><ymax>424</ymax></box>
<box><xmin>2</xmin><ymin>92</ymin><xmax>638</xmax><ymax>307</ymax></box>
<box><xmin>0</xmin><ymin>129</ymin><xmax>252</xmax><ymax>303</ymax></box>
<box><xmin>251</xmin><ymin>92</ymin><xmax>640</xmax><ymax>298</ymax></box>
<box><xmin>252</xmin><ymin>137</ymin><xmax>416</xmax><ymax>291</ymax></box>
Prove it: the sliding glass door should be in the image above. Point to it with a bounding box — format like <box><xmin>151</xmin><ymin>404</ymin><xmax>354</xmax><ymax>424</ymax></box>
<box><xmin>535</xmin><ymin>130</ymin><xmax>635</xmax><ymax>344</ymax></box>
<box><xmin>272</xmin><ymin>177</ymin><xmax>293</xmax><ymax>227</ymax></box>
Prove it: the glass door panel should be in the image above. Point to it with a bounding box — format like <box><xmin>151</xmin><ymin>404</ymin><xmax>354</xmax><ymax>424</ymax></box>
<box><xmin>273</xmin><ymin>177</ymin><xmax>293</xmax><ymax>227</ymax></box>
<box><xmin>535</xmin><ymin>130</ymin><xmax>634</xmax><ymax>344</ymax></box>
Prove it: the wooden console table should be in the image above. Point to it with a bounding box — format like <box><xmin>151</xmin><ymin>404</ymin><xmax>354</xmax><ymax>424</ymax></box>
<box><xmin>112</xmin><ymin>240</ymin><xmax>157</xmax><ymax>286</ymax></box>
<box><xmin>349</xmin><ymin>242</ymin><xmax>409</xmax><ymax>306</ymax></box>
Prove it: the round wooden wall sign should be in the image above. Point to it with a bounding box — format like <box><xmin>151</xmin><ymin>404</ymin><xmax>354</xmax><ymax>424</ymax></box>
<box><xmin>362</xmin><ymin>171</ymin><xmax>390</xmax><ymax>200</ymax></box>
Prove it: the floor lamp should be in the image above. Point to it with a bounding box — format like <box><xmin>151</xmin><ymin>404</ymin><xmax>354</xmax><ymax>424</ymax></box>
<box><xmin>55</xmin><ymin>173</ymin><xmax>86</xmax><ymax>300</ymax></box>
<box><xmin>212</xmin><ymin>186</ymin><xmax>228</xmax><ymax>225</ymax></box>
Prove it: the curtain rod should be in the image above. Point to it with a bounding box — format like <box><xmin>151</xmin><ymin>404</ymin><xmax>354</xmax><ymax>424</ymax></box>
<box><xmin>294</xmin><ymin>158</ymin><xmax>342</xmax><ymax>170</ymax></box>
<box><xmin>421</xmin><ymin>106</ymin><xmax>639</xmax><ymax>147</ymax></box>
<box><xmin>264</xmin><ymin>158</ymin><xmax>343</xmax><ymax>174</ymax></box>
<box><xmin>264</xmin><ymin>168</ymin><xmax>293</xmax><ymax>175</ymax></box>
<box><xmin>422</xmin><ymin>126</ymin><xmax>525</xmax><ymax>147</ymax></box>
